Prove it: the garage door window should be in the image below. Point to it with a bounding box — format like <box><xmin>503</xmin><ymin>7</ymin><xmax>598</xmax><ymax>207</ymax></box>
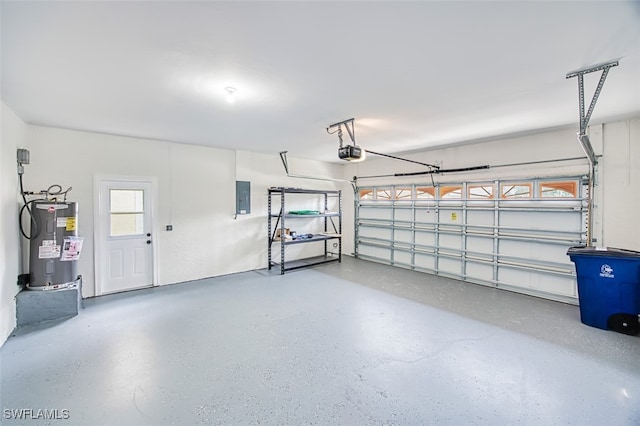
<box><xmin>416</xmin><ymin>187</ymin><xmax>435</xmax><ymax>199</ymax></box>
<box><xmin>501</xmin><ymin>183</ymin><xmax>532</xmax><ymax>199</ymax></box>
<box><xmin>359</xmin><ymin>189</ymin><xmax>374</xmax><ymax>200</ymax></box>
<box><xmin>468</xmin><ymin>184</ymin><xmax>495</xmax><ymax>199</ymax></box>
<box><xmin>541</xmin><ymin>181</ymin><xmax>578</xmax><ymax>198</ymax></box>
<box><xmin>440</xmin><ymin>185</ymin><xmax>462</xmax><ymax>199</ymax></box>
<box><xmin>395</xmin><ymin>187</ymin><xmax>413</xmax><ymax>200</ymax></box>
<box><xmin>375</xmin><ymin>187</ymin><xmax>393</xmax><ymax>200</ymax></box>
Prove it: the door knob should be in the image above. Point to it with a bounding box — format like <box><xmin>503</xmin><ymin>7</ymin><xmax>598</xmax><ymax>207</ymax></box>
<box><xmin>146</xmin><ymin>240</ymin><xmax>152</xmax><ymax>244</ymax></box>
<box><xmin>146</xmin><ymin>233</ymin><xmax>151</xmax><ymax>237</ymax></box>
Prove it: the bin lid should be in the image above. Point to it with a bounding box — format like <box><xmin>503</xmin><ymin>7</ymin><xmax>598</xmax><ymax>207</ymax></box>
<box><xmin>567</xmin><ymin>246</ymin><xmax>640</xmax><ymax>257</ymax></box>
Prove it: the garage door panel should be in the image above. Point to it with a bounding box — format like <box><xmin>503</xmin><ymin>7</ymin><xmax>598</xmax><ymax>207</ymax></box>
<box><xmin>439</xmin><ymin>257</ymin><xmax>462</xmax><ymax>275</ymax></box>
<box><xmin>498</xmin><ymin>267</ymin><xmax>577</xmax><ymax>297</ymax></box>
<box><xmin>359</xmin><ymin>207</ymin><xmax>392</xmax><ymax>220</ymax></box>
<box><xmin>499</xmin><ymin>240</ymin><xmax>571</xmax><ymax>264</ymax></box>
<box><xmin>440</xmin><ymin>209</ymin><xmax>462</xmax><ymax>224</ymax></box>
<box><xmin>394</xmin><ymin>209</ymin><xmax>413</xmax><ymax>222</ymax></box>
<box><xmin>439</xmin><ymin>234</ymin><xmax>462</xmax><ymax>251</ymax></box>
<box><xmin>467</xmin><ymin>210</ymin><xmax>494</xmax><ymax>227</ymax></box>
<box><xmin>358</xmin><ymin>245</ymin><xmax>391</xmax><ymax>261</ymax></box>
<box><xmin>415</xmin><ymin>231</ymin><xmax>435</xmax><ymax>247</ymax></box>
<box><xmin>414</xmin><ymin>253</ymin><xmax>435</xmax><ymax>270</ymax></box>
<box><xmin>356</xmin><ymin>178</ymin><xmax>585</xmax><ymax>304</ymax></box>
<box><xmin>358</xmin><ymin>227</ymin><xmax>392</xmax><ymax>240</ymax></box>
<box><xmin>500</xmin><ymin>211</ymin><xmax>581</xmax><ymax>232</ymax></box>
<box><xmin>466</xmin><ymin>262</ymin><xmax>494</xmax><ymax>283</ymax></box>
<box><xmin>497</xmin><ymin>268</ymin><xmax>532</xmax><ymax>291</ymax></box>
<box><xmin>394</xmin><ymin>251</ymin><xmax>412</xmax><ymax>265</ymax></box>
<box><xmin>467</xmin><ymin>235</ymin><xmax>493</xmax><ymax>254</ymax></box>
<box><xmin>529</xmin><ymin>274</ymin><xmax>577</xmax><ymax>298</ymax></box>
<box><xmin>395</xmin><ymin>230</ymin><xmax>412</xmax><ymax>244</ymax></box>
<box><xmin>415</xmin><ymin>209</ymin><xmax>437</xmax><ymax>222</ymax></box>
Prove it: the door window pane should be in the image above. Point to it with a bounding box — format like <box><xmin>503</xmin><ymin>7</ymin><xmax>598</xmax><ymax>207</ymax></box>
<box><xmin>110</xmin><ymin>189</ymin><xmax>144</xmax><ymax>213</ymax></box>
<box><xmin>110</xmin><ymin>189</ymin><xmax>144</xmax><ymax>236</ymax></box>
<box><xmin>111</xmin><ymin>214</ymin><xmax>144</xmax><ymax>236</ymax></box>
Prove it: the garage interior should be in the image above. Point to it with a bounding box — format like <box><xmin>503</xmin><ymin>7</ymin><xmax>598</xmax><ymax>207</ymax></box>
<box><xmin>1</xmin><ymin>1</ymin><xmax>639</xmax><ymax>425</ymax></box>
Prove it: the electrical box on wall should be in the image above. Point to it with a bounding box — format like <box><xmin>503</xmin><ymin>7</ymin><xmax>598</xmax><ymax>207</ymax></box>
<box><xmin>236</xmin><ymin>181</ymin><xmax>250</xmax><ymax>215</ymax></box>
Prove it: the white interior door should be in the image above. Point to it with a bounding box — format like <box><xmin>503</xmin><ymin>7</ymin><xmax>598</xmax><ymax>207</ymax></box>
<box><xmin>96</xmin><ymin>179</ymin><xmax>155</xmax><ymax>295</ymax></box>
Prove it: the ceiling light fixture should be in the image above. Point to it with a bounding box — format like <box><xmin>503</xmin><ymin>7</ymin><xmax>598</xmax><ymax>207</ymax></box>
<box><xmin>225</xmin><ymin>87</ymin><xmax>237</xmax><ymax>103</ymax></box>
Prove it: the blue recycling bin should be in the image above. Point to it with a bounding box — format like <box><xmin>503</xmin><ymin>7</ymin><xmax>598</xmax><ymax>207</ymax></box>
<box><xmin>567</xmin><ymin>246</ymin><xmax>640</xmax><ymax>334</ymax></box>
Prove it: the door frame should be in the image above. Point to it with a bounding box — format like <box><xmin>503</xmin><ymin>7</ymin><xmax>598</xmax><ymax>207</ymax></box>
<box><xmin>93</xmin><ymin>175</ymin><xmax>159</xmax><ymax>296</ymax></box>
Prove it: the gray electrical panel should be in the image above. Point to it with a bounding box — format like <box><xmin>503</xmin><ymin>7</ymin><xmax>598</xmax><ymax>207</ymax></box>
<box><xmin>236</xmin><ymin>181</ymin><xmax>251</xmax><ymax>215</ymax></box>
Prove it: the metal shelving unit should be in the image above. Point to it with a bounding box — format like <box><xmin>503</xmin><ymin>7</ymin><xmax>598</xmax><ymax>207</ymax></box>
<box><xmin>268</xmin><ymin>187</ymin><xmax>342</xmax><ymax>274</ymax></box>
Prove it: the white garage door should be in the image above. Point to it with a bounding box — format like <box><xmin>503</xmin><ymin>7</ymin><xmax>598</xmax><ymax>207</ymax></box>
<box><xmin>356</xmin><ymin>177</ymin><xmax>587</xmax><ymax>304</ymax></box>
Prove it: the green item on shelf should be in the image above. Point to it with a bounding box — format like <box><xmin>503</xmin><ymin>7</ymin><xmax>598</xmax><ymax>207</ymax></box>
<box><xmin>288</xmin><ymin>210</ymin><xmax>321</xmax><ymax>215</ymax></box>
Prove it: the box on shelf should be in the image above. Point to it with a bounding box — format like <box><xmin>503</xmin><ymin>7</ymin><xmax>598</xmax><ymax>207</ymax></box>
<box><xmin>274</xmin><ymin>228</ymin><xmax>292</xmax><ymax>241</ymax></box>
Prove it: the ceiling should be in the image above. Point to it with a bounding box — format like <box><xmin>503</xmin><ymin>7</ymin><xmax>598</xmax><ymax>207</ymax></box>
<box><xmin>2</xmin><ymin>1</ymin><xmax>639</xmax><ymax>163</ymax></box>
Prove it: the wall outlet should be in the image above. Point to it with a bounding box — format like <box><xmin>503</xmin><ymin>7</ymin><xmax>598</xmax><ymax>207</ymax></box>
<box><xmin>166</xmin><ymin>225</ymin><xmax>173</xmax><ymax>231</ymax></box>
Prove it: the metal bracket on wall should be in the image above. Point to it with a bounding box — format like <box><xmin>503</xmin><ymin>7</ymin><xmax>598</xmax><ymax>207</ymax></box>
<box><xmin>566</xmin><ymin>59</ymin><xmax>618</xmax><ymax>246</ymax></box>
<box><xmin>566</xmin><ymin>59</ymin><xmax>619</xmax><ymax>166</ymax></box>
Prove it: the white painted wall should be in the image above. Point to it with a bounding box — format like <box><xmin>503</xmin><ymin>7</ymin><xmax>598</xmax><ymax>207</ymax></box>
<box><xmin>343</xmin><ymin>117</ymin><xmax>640</xmax><ymax>252</ymax></box>
<box><xmin>1</xmin><ymin>102</ymin><xmax>29</xmax><ymax>347</ymax></box>
<box><xmin>601</xmin><ymin>118</ymin><xmax>640</xmax><ymax>250</ymax></box>
<box><xmin>347</xmin><ymin>126</ymin><xmax>589</xmax><ymax>184</ymax></box>
<box><xmin>5</xmin><ymin>115</ymin><xmax>635</xmax><ymax>349</ymax></box>
<box><xmin>23</xmin><ymin>126</ymin><xmax>346</xmax><ymax>298</ymax></box>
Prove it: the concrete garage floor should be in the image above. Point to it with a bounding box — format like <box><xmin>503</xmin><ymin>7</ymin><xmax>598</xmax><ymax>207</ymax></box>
<box><xmin>1</xmin><ymin>257</ymin><xmax>639</xmax><ymax>425</ymax></box>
